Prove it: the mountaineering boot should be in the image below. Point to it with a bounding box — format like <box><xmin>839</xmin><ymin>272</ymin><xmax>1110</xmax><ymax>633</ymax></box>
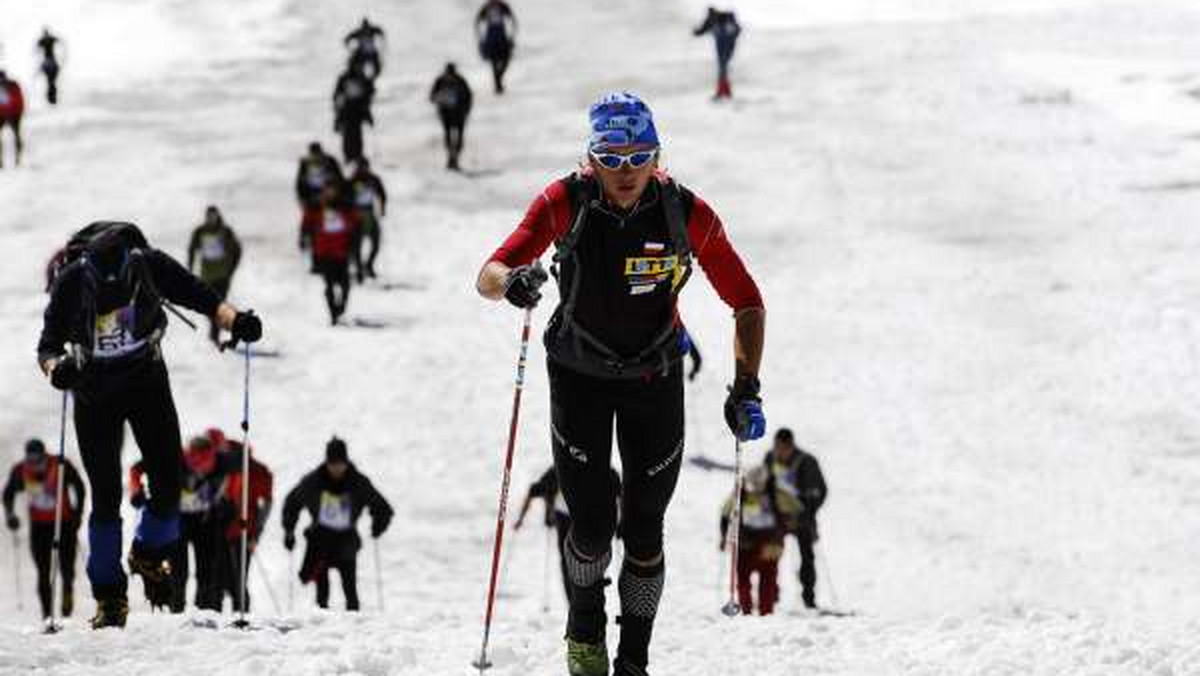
<box><xmin>128</xmin><ymin>547</ymin><xmax>175</xmax><ymax>610</ymax></box>
<box><xmin>90</xmin><ymin>597</ymin><xmax>129</xmax><ymax>629</ymax></box>
<box><xmin>567</xmin><ymin>638</ymin><xmax>610</xmax><ymax>676</ymax></box>
<box><xmin>612</xmin><ymin>657</ymin><xmax>651</xmax><ymax>676</ymax></box>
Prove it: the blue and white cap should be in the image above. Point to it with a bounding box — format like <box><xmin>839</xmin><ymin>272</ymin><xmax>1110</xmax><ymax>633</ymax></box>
<box><xmin>588</xmin><ymin>92</ymin><xmax>659</xmax><ymax>152</ymax></box>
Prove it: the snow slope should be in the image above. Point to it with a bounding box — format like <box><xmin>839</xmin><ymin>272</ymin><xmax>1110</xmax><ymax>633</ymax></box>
<box><xmin>2</xmin><ymin>0</ymin><xmax>1200</xmax><ymax>673</ymax></box>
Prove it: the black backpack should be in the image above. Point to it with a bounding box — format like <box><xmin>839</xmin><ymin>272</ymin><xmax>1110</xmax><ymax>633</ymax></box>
<box><xmin>64</xmin><ymin>221</ymin><xmax>150</xmax><ymax>286</ymax></box>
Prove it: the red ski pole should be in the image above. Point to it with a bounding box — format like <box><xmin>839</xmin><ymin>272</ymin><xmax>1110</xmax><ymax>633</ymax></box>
<box><xmin>473</xmin><ymin>307</ymin><xmax>533</xmax><ymax>672</ymax></box>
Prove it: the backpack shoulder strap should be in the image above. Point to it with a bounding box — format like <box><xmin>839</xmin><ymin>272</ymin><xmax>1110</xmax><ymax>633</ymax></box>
<box><xmin>552</xmin><ymin>172</ymin><xmax>594</xmax><ymax>264</ymax></box>
<box><xmin>660</xmin><ymin>178</ymin><xmax>691</xmax><ymax>262</ymax></box>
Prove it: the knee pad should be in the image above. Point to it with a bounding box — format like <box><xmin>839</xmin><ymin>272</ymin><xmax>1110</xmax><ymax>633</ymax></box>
<box><xmin>619</xmin><ymin>556</ymin><xmax>665</xmax><ymax>619</ymax></box>
<box><xmin>564</xmin><ymin>536</ymin><xmax>611</xmax><ymax>589</ymax></box>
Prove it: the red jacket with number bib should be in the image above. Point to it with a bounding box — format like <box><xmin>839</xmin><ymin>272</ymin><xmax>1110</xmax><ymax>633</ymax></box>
<box><xmin>2</xmin><ymin>457</ymin><xmax>84</xmax><ymax>524</ymax></box>
<box><xmin>302</xmin><ymin>207</ymin><xmax>360</xmax><ymax>263</ymax></box>
<box><xmin>0</xmin><ymin>81</ymin><xmax>24</xmax><ymax>120</ymax></box>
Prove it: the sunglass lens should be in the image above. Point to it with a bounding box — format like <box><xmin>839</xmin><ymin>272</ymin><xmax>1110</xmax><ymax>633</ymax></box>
<box><xmin>628</xmin><ymin>151</ymin><xmax>656</xmax><ymax>168</ymax></box>
<box><xmin>597</xmin><ymin>154</ymin><xmax>624</xmax><ymax>169</ymax></box>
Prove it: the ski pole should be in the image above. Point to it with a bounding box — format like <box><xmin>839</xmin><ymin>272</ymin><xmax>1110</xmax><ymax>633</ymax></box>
<box><xmin>287</xmin><ymin>547</ymin><xmax>295</xmax><ymax>613</ymax></box>
<box><xmin>11</xmin><ymin>531</ymin><xmax>22</xmax><ymax>612</ymax></box>
<box><xmin>721</xmin><ymin>438</ymin><xmax>745</xmax><ymax>617</ymax></box>
<box><xmin>540</xmin><ymin>526</ymin><xmax>552</xmax><ymax>614</ymax></box>
<box><xmin>816</xmin><ymin>543</ymin><xmax>841</xmax><ymax>610</ymax></box>
<box><xmin>45</xmin><ymin>390</ymin><xmax>68</xmax><ymax>634</ymax></box>
<box><xmin>473</xmin><ymin>307</ymin><xmax>533</xmax><ymax>673</ymax></box>
<box><xmin>251</xmin><ymin>548</ymin><xmax>282</xmax><ymax>615</ymax></box>
<box><xmin>234</xmin><ymin>347</ymin><xmax>252</xmax><ymax>629</ymax></box>
<box><xmin>373</xmin><ymin>537</ymin><xmax>384</xmax><ymax>613</ymax></box>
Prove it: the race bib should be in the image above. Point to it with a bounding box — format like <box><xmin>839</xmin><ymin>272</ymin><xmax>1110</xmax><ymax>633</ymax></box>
<box><xmin>200</xmin><ymin>233</ymin><xmax>226</xmax><ymax>261</ymax></box>
<box><xmin>345</xmin><ymin>81</ymin><xmax>366</xmax><ymax>99</ymax></box>
<box><xmin>179</xmin><ymin>487</ymin><xmax>210</xmax><ymax>514</ymax></box>
<box><xmin>318</xmin><ymin>491</ymin><xmax>353</xmax><ymax>531</ymax></box>
<box><xmin>304</xmin><ymin>165</ymin><xmax>328</xmax><ymax>188</ymax></box>
<box><xmin>0</xmin><ymin>89</ymin><xmax>9</xmax><ymax>106</ymax></box>
<box><xmin>28</xmin><ymin>481</ymin><xmax>56</xmax><ymax>512</ymax></box>
<box><xmin>94</xmin><ymin>305</ymin><xmax>146</xmax><ymax>359</ymax></box>
<box><xmin>354</xmin><ymin>185</ymin><xmax>376</xmax><ymax>208</ymax></box>
<box><xmin>322</xmin><ymin>211</ymin><xmax>347</xmax><ymax>234</ymax></box>
<box><xmin>486</xmin><ymin>7</ymin><xmax>505</xmax><ymax>23</ymax></box>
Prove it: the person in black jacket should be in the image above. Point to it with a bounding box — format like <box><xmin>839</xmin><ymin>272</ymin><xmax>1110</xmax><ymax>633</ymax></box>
<box><xmin>169</xmin><ymin>435</ymin><xmax>230</xmax><ymax>612</ymax></box>
<box><xmin>333</xmin><ymin>64</ymin><xmax>376</xmax><ymax>163</ymax></box>
<box><xmin>36</xmin><ymin>28</ymin><xmax>62</xmax><ymax>105</ymax></box>
<box><xmin>347</xmin><ymin>158</ymin><xmax>387</xmax><ymax>278</ymax></box>
<box><xmin>429</xmin><ymin>63</ymin><xmax>472</xmax><ymax>171</ymax></box>
<box><xmin>693</xmin><ymin>7</ymin><xmax>742</xmax><ymax>99</ymax></box>
<box><xmin>345</xmin><ymin>18</ymin><xmax>385</xmax><ymax>80</ymax></box>
<box><xmin>3</xmin><ymin>439</ymin><xmax>86</xmax><ymax>619</ymax></box>
<box><xmin>281</xmin><ymin>437</ymin><xmax>392</xmax><ymax>611</ymax></box>
<box><xmin>475</xmin><ymin>0</ymin><xmax>517</xmax><ymax>93</ymax></box>
<box><xmin>295</xmin><ymin>142</ymin><xmax>345</xmax><ymax>211</ymax></box>
<box><xmin>36</xmin><ymin>221</ymin><xmax>262</xmax><ymax>629</ymax></box>
<box><xmin>762</xmin><ymin>428</ymin><xmax>827</xmax><ymax>609</ymax></box>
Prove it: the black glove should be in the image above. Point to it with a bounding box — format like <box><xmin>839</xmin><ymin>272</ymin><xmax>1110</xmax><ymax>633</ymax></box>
<box><xmin>130</xmin><ymin>491</ymin><xmax>147</xmax><ymax>509</ymax></box>
<box><xmin>371</xmin><ymin>516</ymin><xmax>390</xmax><ymax>539</ymax></box>
<box><xmin>502</xmin><ymin>263</ymin><xmax>549</xmax><ymax>309</ymax></box>
<box><xmin>49</xmin><ymin>355</ymin><xmax>82</xmax><ymax>391</ymax></box>
<box><xmin>724</xmin><ymin>375</ymin><xmax>766</xmax><ymax>441</ymax></box>
<box><xmin>230</xmin><ymin>311</ymin><xmax>263</xmax><ymax>344</ymax></box>
<box><xmin>284</xmin><ymin>531</ymin><xmax>296</xmax><ymax>551</ymax></box>
<box><xmin>5</xmin><ymin>514</ymin><xmax>18</xmax><ymax>531</ymax></box>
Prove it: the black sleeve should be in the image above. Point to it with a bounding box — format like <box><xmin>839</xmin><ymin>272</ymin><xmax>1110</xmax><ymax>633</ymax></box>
<box><xmin>371</xmin><ymin>175</ymin><xmax>387</xmax><ymax>212</ymax></box>
<box><xmin>281</xmin><ymin>473</ymin><xmax>314</xmax><ymax>533</ymax></box>
<box><xmin>227</xmin><ymin>228</ymin><xmax>243</xmax><ymax>272</ymax></box>
<box><xmin>145</xmin><ymin>249</ymin><xmax>221</xmax><ymax>316</ymax></box>
<box><xmin>359</xmin><ymin>476</ymin><xmax>394</xmax><ymax>530</ymax></box>
<box><xmin>2</xmin><ymin>465</ymin><xmax>22</xmax><ymax>515</ymax></box>
<box><xmin>66</xmin><ymin>460</ymin><xmax>86</xmax><ymax>518</ymax></box>
<box><xmin>529</xmin><ymin>467</ymin><xmax>556</xmax><ymax>499</ymax></box>
<box><xmin>186</xmin><ymin>228</ymin><xmax>201</xmax><ymax>272</ymax></box>
<box><xmin>801</xmin><ymin>456</ymin><xmax>827</xmax><ymax>512</ymax></box>
<box><xmin>37</xmin><ymin>263</ymin><xmax>84</xmax><ymax>364</ymax></box>
<box><xmin>294</xmin><ymin>161</ymin><xmax>307</xmax><ymax>198</ymax></box>
<box><xmin>693</xmin><ymin>13</ymin><xmax>713</xmax><ymax>36</ymax></box>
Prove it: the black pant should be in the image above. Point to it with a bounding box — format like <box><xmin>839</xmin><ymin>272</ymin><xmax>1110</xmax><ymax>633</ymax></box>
<box><xmin>206</xmin><ymin>278</ymin><xmax>231</xmax><ymax>344</ymax></box>
<box><xmin>549</xmin><ymin>360</ymin><xmax>683</xmax><ymax>653</ymax></box>
<box><xmin>553</xmin><ymin>513</ymin><xmax>572</xmax><ymax>602</ymax></box>
<box><xmin>438</xmin><ymin>111</ymin><xmax>467</xmax><ymax>169</ymax></box>
<box><xmin>42</xmin><ymin>61</ymin><xmax>60</xmax><ymax>105</ymax></box>
<box><xmin>301</xmin><ymin>529</ymin><xmax>360</xmax><ymax>610</ymax></box>
<box><xmin>317</xmin><ymin>259</ymin><xmax>351</xmax><ymax>323</ymax></box>
<box><xmin>217</xmin><ymin>537</ymin><xmax>252</xmax><ymax>612</ymax></box>
<box><xmin>31</xmin><ymin>522</ymin><xmax>78</xmax><ymax>618</ymax></box>
<box><xmin>791</xmin><ymin>527</ymin><xmax>817</xmax><ymax>606</ymax></box>
<box><xmin>75</xmin><ymin>357</ymin><xmax>182</xmax><ymax>598</ymax></box>
<box><xmin>340</xmin><ymin>115</ymin><xmax>366</xmax><ymax>162</ymax></box>
<box><xmin>0</xmin><ymin>116</ymin><xmax>22</xmax><ymax>168</ymax></box>
<box><xmin>171</xmin><ymin>514</ymin><xmax>223</xmax><ymax>611</ymax></box>
<box><xmin>357</xmin><ymin>212</ymin><xmax>381</xmax><ymax>276</ymax></box>
<box><xmin>316</xmin><ymin>557</ymin><xmax>359</xmax><ymax>611</ymax></box>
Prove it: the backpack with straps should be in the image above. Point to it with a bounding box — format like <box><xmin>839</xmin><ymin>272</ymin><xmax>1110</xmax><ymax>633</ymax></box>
<box><xmin>547</xmin><ymin>173</ymin><xmax>694</xmax><ymax>379</ymax></box>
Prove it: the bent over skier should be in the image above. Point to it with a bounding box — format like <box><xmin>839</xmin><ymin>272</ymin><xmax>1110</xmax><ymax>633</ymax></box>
<box><xmin>476</xmin><ymin>92</ymin><xmax>766</xmax><ymax>675</ymax></box>
<box><xmin>36</xmin><ymin>222</ymin><xmax>263</xmax><ymax>628</ymax></box>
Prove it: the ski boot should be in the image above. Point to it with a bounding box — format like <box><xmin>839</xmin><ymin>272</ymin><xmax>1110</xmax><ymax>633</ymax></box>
<box><xmin>612</xmin><ymin>657</ymin><xmax>650</xmax><ymax>676</ymax></box>
<box><xmin>128</xmin><ymin>548</ymin><xmax>176</xmax><ymax>610</ymax></box>
<box><xmin>90</xmin><ymin>597</ymin><xmax>129</xmax><ymax>629</ymax></box>
<box><xmin>567</xmin><ymin>638</ymin><xmax>609</xmax><ymax>676</ymax></box>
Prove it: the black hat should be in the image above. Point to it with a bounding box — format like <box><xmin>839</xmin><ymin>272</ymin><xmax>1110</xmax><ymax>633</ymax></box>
<box><xmin>326</xmin><ymin>436</ymin><xmax>349</xmax><ymax>463</ymax></box>
<box><xmin>25</xmin><ymin>439</ymin><xmax>46</xmax><ymax>457</ymax></box>
<box><xmin>774</xmin><ymin>428</ymin><xmax>794</xmax><ymax>444</ymax></box>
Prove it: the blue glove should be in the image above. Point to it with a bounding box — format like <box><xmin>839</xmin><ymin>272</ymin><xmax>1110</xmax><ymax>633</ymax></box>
<box><xmin>724</xmin><ymin>375</ymin><xmax>766</xmax><ymax>441</ymax></box>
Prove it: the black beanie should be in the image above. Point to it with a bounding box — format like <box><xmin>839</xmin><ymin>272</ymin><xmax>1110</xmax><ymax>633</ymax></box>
<box><xmin>326</xmin><ymin>437</ymin><xmax>349</xmax><ymax>463</ymax></box>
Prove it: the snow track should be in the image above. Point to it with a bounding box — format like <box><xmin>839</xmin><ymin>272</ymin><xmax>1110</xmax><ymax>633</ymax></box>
<box><xmin>2</xmin><ymin>0</ymin><xmax>1200</xmax><ymax>673</ymax></box>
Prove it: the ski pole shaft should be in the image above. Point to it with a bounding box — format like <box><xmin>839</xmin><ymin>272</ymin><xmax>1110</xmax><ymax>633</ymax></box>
<box><xmin>287</xmin><ymin>548</ymin><xmax>295</xmax><ymax>613</ymax></box>
<box><xmin>11</xmin><ymin>532</ymin><xmax>22</xmax><ymax>612</ymax></box>
<box><xmin>251</xmin><ymin>548</ymin><xmax>282</xmax><ymax>614</ymax></box>
<box><xmin>722</xmin><ymin>438</ymin><xmax>744</xmax><ymax>617</ymax></box>
<box><xmin>474</xmin><ymin>307</ymin><xmax>533</xmax><ymax>672</ymax></box>
<box><xmin>816</xmin><ymin>544</ymin><xmax>840</xmax><ymax>609</ymax></box>
<box><xmin>541</xmin><ymin>526</ymin><xmax>552</xmax><ymax>614</ymax></box>
<box><xmin>374</xmin><ymin>538</ymin><xmax>384</xmax><ymax>612</ymax></box>
<box><xmin>46</xmin><ymin>390</ymin><xmax>68</xmax><ymax>633</ymax></box>
<box><xmin>236</xmin><ymin>347</ymin><xmax>252</xmax><ymax>627</ymax></box>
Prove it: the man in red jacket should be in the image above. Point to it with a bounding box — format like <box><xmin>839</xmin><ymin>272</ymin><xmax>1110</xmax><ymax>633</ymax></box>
<box><xmin>3</xmin><ymin>439</ymin><xmax>86</xmax><ymax>619</ymax></box>
<box><xmin>300</xmin><ymin>185</ymin><xmax>363</xmax><ymax>324</ymax></box>
<box><xmin>217</xmin><ymin>438</ymin><xmax>273</xmax><ymax>612</ymax></box>
<box><xmin>477</xmin><ymin>92</ymin><xmax>766</xmax><ymax>676</ymax></box>
<box><xmin>0</xmin><ymin>70</ymin><xmax>25</xmax><ymax>168</ymax></box>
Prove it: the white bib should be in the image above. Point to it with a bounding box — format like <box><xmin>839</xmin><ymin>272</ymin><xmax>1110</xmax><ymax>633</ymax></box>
<box><xmin>94</xmin><ymin>305</ymin><xmax>147</xmax><ymax>359</ymax></box>
<box><xmin>318</xmin><ymin>491</ymin><xmax>353</xmax><ymax>531</ymax></box>
<box><xmin>200</xmin><ymin>233</ymin><xmax>226</xmax><ymax>261</ymax></box>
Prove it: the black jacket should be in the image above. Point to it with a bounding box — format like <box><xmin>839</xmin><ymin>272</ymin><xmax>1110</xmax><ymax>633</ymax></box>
<box><xmin>763</xmin><ymin>449</ymin><xmax>826</xmax><ymax>531</ymax></box>
<box><xmin>429</xmin><ymin>72</ymin><xmax>473</xmax><ymax>117</ymax></box>
<box><xmin>38</xmin><ymin>249</ymin><xmax>221</xmax><ymax>367</ymax></box>
<box><xmin>282</xmin><ymin>463</ymin><xmax>393</xmax><ymax>540</ymax></box>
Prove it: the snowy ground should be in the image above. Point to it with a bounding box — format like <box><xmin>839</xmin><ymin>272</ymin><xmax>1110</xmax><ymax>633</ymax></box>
<box><xmin>2</xmin><ymin>0</ymin><xmax>1200</xmax><ymax>674</ymax></box>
